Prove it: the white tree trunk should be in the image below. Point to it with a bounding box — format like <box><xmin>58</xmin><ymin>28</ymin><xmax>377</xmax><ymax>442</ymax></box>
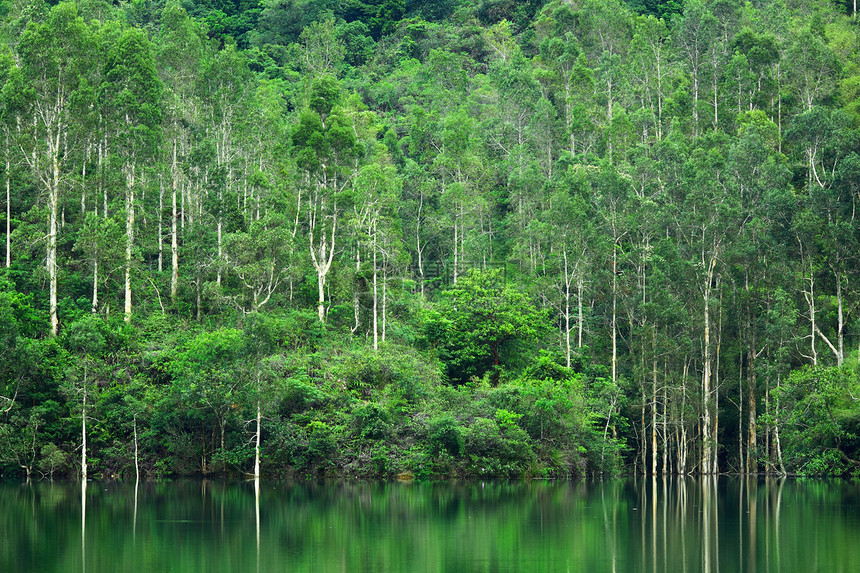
<box><xmin>91</xmin><ymin>259</ymin><xmax>98</xmax><ymax>314</ymax></box>
<box><xmin>5</xmin><ymin>154</ymin><xmax>9</xmax><ymax>269</ymax></box>
<box><xmin>372</xmin><ymin>220</ymin><xmax>378</xmax><ymax>351</ymax></box>
<box><xmin>49</xmin><ymin>149</ymin><xmax>59</xmax><ymax>336</ymax></box>
<box><xmin>125</xmin><ymin>165</ymin><xmax>135</xmax><ymax>323</ymax></box>
<box><xmin>134</xmin><ymin>415</ymin><xmax>139</xmax><ymax>482</ymax></box>
<box><xmin>254</xmin><ymin>393</ymin><xmax>261</xmax><ymax>479</ymax></box>
<box><xmin>81</xmin><ymin>369</ymin><xmax>87</xmax><ymax>481</ymax></box>
<box><xmin>171</xmin><ymin>136</ymin><xmax>179</xmax><ymax>300</ymax></box>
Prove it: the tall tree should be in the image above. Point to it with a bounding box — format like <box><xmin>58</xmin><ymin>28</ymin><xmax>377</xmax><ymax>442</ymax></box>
<box><xmin>11</xmin><ymin>2</ymin><xmax>92</xmax><ymax>335</ymax></box>
<box><xmin>100</xmin><ymin>27</ymin><xmax>162</xmax><ymax>323</ymax></box>
<box><xmin>292</xmin><ymin>75</ymin><xmax>362</xmax><ymax>321</ymax></box>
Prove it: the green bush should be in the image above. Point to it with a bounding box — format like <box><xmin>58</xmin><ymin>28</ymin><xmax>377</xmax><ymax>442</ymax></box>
<box><xmin>350</xmin><ymin>402</ymin><xmax>391</xmax><ymax>440</ymax></box>
<box><xmin>428</xmin><ymin>413</ymin><xmax>463</xmax><ymax>457</ymax></box>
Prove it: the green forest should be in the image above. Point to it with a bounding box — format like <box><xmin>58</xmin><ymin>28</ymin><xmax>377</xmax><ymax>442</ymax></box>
<box><xmin>0</xmin><ymin>0</ymin><xmax>858</xmax><ymax>480</ymax></box>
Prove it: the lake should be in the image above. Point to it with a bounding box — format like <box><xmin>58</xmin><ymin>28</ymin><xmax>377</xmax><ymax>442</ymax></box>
<box><xmin>1</xmin><ymin>478</ymin><xmax>859</xmax><ymax>572</ymax></box>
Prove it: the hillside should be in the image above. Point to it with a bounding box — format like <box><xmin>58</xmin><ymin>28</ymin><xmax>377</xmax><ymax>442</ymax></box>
<box><xmin>1</xmin><ymin>0</ymin><xmax>859</xmax><ymax>479</ymax></box>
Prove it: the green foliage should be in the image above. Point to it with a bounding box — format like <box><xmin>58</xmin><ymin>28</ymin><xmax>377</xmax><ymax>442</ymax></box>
<box><xmin>426</xmin><ymin>269</ymin><xmax>550</xmax><ymax>383</ymax></box>
<box><xmin>1</xmin><ymin>0</ymin><xmax>859</xmax><ymax>480</ymax></box>
<box><xmin>428</xmin><ymin>413</ymin><xmax>463</xmax><ymax>456</ymax></box>
<box><xmin>777</xmin><ymin>365</ymin><xmax>860</xmax><ymax>476</ymax></box>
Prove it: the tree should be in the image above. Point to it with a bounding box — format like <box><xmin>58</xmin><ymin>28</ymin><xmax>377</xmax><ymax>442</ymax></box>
<box><xmin>292</xmin><ymin>75</ymin><xmax>363</xmax><ymax>322</ymax></box>
<box><xmin>427</xmin><ymin>269</ymin><xmax>549</xmax><ymax>384</ymax></box>
<box><xmin>63</xmin><ymin>315</ymin><xmax>112</xmax><ymax>480</ymax></box>
<box><xmin>169</xmin><ymin>328</ymin><xmax>247</xmax><ymax>473</ymax></box>
<box><xmin>100</xmin><ymin>27</ymin><xmax>163</xmax><ymax>323</ymax></box>
<box><xmin>777</xmin><ymin>364</ymin><xmax>860</xmax><ymax>475</ymax></box>
<box><xmin>10</xmin><ymin>2</ymin><xmax>92</xmax><ymax>335</ymax></box>
<box><xmin>74</xmin><ymin>212</ymin><xmax>124</xmax><ymax>314</ymax></box>
<box><xmin>351</xmin><ymin>161</ymin><xmax>401</xmax><ymax>349</ymax></box>
<box><xmin>224</xmin><ymin>212</ymin><xmax>294</xmax><ymax>313</ymax></box>
<box><xmin>155</xmin><ymin>1</ymin><xmax>208</xmax><ymax>301</ymax></box>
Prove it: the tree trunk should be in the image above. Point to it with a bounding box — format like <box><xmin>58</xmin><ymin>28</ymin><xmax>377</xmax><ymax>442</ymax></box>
<box><xmin>701</xmin><ymin>255</ymin><xmax>717</xmax><ymax>474</ymax></box>
<box><xmin>125</xmin><ymin>165</ymin><xmax>135</xmax><ymax>323</ymax></box>
<box><xmin>309</xmin><ymin>195</ymin><xmax>337</xmax><ymax>323</ymax></box>
<box><xmin>134</xmin><ymin>415</ymin><xmax>139</xmax><ymax>482</ymax></box>
<box><xmin>49</xmin><ymin>150</ymin><xmax>59</xmax><ymax>336</ymax></box>
<box><xmin>773</xmin><ymin>373</ymin><xmax>786</xmax><ymax>476</ymax></box>
<box><xmin>612</xmin><ymin>244</ymin><xmax>618</xmax><ymax>383</ymax></box>
<box><xmin>254</xmin><ymin>395</ymin><xmax>261</xmax><ymax>479</ymax></box>
<box><xmin>82</xmin><ymin>367</ymin><xmax>87</xmax><ymax>481</ymax></box>
<box><xmin>158</xmin><ymin>178</ymin><xmax>164</xmax><ymax>273</ymax></box>
<box><xmin>373</xmin><ymin>219</ymin><xmax>378</xmax><ymax>351</ymax></box>
<box><xmin>563</xmin><ymin>248</ymin><xmax>572</xmax><ymax>368</ymax></box>
<box><xmin>171</xmin><ymin>160</ymin><xmax>179</xmax><ymax>300</ymax></box>
<box><xmin>578</xmin><ymin>278</ymin><xmax>584</xmax><ymax>348</ymax></box>
<box><xmin>91</xmin><ymin>259</ymin><xmax>98</xmax><ymax>314</ymax></box>
<box><xmin>747</xmin><ymin>312</ymin><xmax>757</xmax><ymax>473</ymax></box>
<box><xmin>382</xmin><ymin>258</ymin><xmax>387</xmax><ymax>344</ymax></box>
<box><xmin>5</xmin><ymin>151</ymin><xmax>9</xmax><ymax>269</ymax></box>
<box><xmin>651</xmin><ymin>330</ymin><xmax>658</xmax><ymax>476</ymax></box>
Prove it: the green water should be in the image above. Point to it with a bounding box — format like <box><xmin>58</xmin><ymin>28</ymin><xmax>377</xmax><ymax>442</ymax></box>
<box><xmin>1</xmin><ymin>478</ymin><xmax>859</xmax><ymax>572</ymax></box>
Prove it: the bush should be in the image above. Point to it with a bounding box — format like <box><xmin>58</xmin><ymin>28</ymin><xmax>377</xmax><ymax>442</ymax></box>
<box><xmin>428</xmin><ymin>413</ymin><xmax>463</xmax><ymax>456</ymax></box>
<box><xmin>350</xmin><ymin>402</ymin><xmax>391</xmax><ymax>440</ymax></box>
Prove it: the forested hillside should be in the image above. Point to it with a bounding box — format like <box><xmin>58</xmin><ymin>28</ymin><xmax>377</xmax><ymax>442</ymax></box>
<box><xmin>1</xmin><ymin>0</ymin><xmax>859</xmax><ymax>479</ymax></box>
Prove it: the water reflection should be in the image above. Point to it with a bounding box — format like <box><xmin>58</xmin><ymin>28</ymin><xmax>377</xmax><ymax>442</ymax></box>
<box><xmin>3</xmin><ymin>478</ymin><xmax>860</xmax><ymax>572</ymax></box>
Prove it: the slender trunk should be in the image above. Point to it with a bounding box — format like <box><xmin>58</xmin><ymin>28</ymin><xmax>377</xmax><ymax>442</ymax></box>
<box><xmin>134</xmin><ymin>415</ymin><xmax>139</xmax><ymax>482</ymax></box>
<box><xmin>171</xmin><ymin>155</ymin><xmax>178</xmax><ymax>300</ymax></box>
<box><xmin>254</xmin><ymin>385</ymin><xmax>261</xmax><ymax>479</ymax></box>
<box><xmin>806</xmin><ymin>272</ymin><xmax>817</xmax><ymax>365</ymax></box>
<box><xmin>317</xmin><ymin>271</ymin><xmax>326</xmax><ymax>322</ymax></box>
<box><xmin>125</xmin><ymin>165</ymin><xmax>135</xmax><ymax>323</ymax></box>
<box><xmin>738</xmin><ymin>347</ymin><xmax>744</xmax><ymax>474</ymax></box>
<box><xmin>158</xmin><ymin>179</ymin><xmax>163</xmax><ymax>273</ymax></box>
<box><xmin>453</xmin><ymin>212</ymin><xmax>458</xmax><ymax>285</ymax></box>
<box><xmin>382</xmin><ymin>260</ymin><xmax>387</xmax><ymax>343</ymax></box>
<box><xmin>81</xmin><ymin>366</ymin><xmax>87</xmax><ymax>481</ymax></box>
<box><xmin>748</xmin><ymin>303</ymin><xmax>757</xmax><ymax>473</ymax></box>
<box><xmin>713</xmin><ymin>280</ymin><xmax>723</xmax><ymax>476</ymax></box>
<box><xmin>612</xmin><ymin>244</ymin><xmax>617</xmax><ymax>383</ymax></box>
<box><xmin>701</xmin><ymin>255</ymin><xmax>716</xmax><ymax>474</ymax></box>
<box><xmin>49</xmin><ymin>147</ymin><xmax>59</xmax><ymax>336</ymax></box>
<box><xmin>101</xmin><ymin>134</ymin><xmax>108</xmax><ymax>217</ymax></box>
<box><xmin>91</xmin><ymin>259</ymin><xmax>98</xmax><ymax>314</ymax></box>
<box><xmin>416</xmin><ymin>190</ymin><xmax>425</xmax><ymax>296</ymax></box>
<box><xmin>641</xmin><ymin>383</ymin><xmax>647</xmax><ymax>476</ymax></box>
<box><xmin>774</xmin><ymin>373</ymin><xmax>786</xmax><ymax>476</ymax></box>
<box><xmin>662</xmin><ymin>359</ymin><xmax>668</xmax><ymax>475</ymax></box>
<box><xmin>196</xmin><ymin>275</ymin><xmax>202</xmax><ymax>321</ymax></box>
<box><xmin>578</xmin><ymin>278</ymin><xmax>584</xmax><ymax>348</ymax></box>
<box><xmin>217</xmin><ymin>192</ymin><xmax>222</xmax><ymax>286</ymax></box>
<box><xmin>373</xmin><ymin>219</ymin><xmax>378</xmax><ymax>351</ymax></box>
<box><xmin>5</xmin><ymin>151</ymin><xmax>9</xmax><ymax>268</ymax></box>
<box><xmin>837</xmin><ymin>274</ymin><xmax>844</xmax><ymax>366</ymax></box>
<box><xmin>563</xmin><ymin>248</ymin><xmax>572</xmax><ymax>368</ymax></box>
<box><xmin>651</xmin><ymin>329</ymin><xmax>658</xmax><ymax>476</ymax></box>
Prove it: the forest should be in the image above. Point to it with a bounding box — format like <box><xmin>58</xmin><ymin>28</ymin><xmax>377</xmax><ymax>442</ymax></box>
<box><xmin>0</xmin><ymin>0</ymin><xmax>858</xmax><ymax>480</ymax></box>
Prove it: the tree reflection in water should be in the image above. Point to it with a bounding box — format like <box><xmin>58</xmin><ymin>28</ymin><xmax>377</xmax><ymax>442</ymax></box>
<box><xmin>2</xmin><ymin>478</ymin><xmax>858</xmax><ymax>572</ymax></box>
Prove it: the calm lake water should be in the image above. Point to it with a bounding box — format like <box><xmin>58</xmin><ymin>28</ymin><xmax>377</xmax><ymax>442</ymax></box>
<box><xmin>2</xmin><ymin>477</ymin><xmax>859</xmax><ymax>572</ymax></box>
